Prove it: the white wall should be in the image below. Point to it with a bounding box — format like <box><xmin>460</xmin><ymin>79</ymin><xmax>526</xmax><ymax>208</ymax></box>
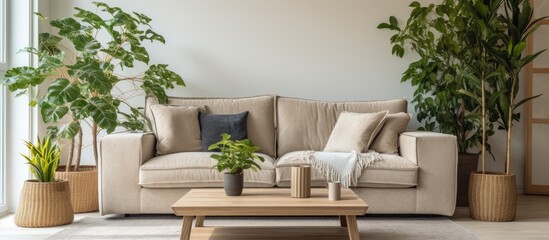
<box><xmin>42</xmin><ymin>0</ymin><xmax>530</xmax><ymax>191</ymax></box>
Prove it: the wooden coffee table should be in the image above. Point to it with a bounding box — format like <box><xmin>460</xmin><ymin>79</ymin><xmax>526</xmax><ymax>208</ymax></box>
<box><xmin>172</xmin><ymin>188</ymin><xmax>368</xmax><ymax>240</ymax></box>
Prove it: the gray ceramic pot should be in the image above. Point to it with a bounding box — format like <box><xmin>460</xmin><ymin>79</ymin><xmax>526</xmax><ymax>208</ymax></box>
<box><xmin>224</xmin><ymin>173</ymin><xmax>244</xmax><ymax>196</ymax></box>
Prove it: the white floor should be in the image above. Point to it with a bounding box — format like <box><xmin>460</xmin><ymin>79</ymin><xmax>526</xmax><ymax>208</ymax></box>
<box><xmin>0</xmin><ymin>212</ymin><xmax>101</xmax><ymax>240</ymax></box>
<box><xmin>3</xmin><ymin>195</ymin><xmax>549</xmax><ymax>240</ymax></box>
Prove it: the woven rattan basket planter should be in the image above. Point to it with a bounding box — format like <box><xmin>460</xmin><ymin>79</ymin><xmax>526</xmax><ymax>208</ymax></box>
<box><xmin>14</xmin><ymin>180</ymin><xmax>74</xmax><ymax>227</ymax></box>
<box><xmin>55</xmin><ymin>166</ymin><xmax>98</xmax><ymax>213</ymax></box>
<box><xmin>468</xmin><ymin>171</ymin><xmax>517</xmax><ymax>222</ymax></box>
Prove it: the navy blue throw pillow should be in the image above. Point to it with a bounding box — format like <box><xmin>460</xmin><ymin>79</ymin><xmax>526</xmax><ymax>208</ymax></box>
<box><xmin>199</xmin><ymin>111</ymin><xmax>249</xmax><ymax>151</ymax></box>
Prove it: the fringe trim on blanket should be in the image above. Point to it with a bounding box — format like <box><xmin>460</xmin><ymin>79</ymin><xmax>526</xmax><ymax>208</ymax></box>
<box><xmin>282</xmin><ymin>151</ymin><xmax>382</xmax><ymax>188</ymax></box>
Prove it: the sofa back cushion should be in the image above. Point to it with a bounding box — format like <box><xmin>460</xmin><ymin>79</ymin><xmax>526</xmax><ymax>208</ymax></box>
<box><xmin>146</xmin><ymin>95</ymin><xmax>276</xmax><ymax>157</ymax></box>
<box><xmin>276</xmin><ymin>97</ymin><xmax>408</xmax><ymax>156</ymax></box>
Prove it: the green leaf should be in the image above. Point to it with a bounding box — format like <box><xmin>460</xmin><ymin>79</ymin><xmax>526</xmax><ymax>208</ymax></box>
<box><xmin>130</xmin><ymin>43</ymin><xmax>150</xmax><ymax>64</ymax></box>
<box><xmin>133</xmin><ymin>12</ymin><xmax>152</xmax><ymax>25</ymax></box>
<box><xmin>39</xmin><ymin>101</ymin><xmax>69</xmax><ymax>123</ymax></box>
<box><xmin>389</xmin><ymin>16</ymin><xmax>398</xmax><ymax>26</ymax></box>
<box><xmin>84</xmin><ymin>97</ymin><xmax>118</xmax><ymax>133</ymax></box>
<box><xmin>101</xmin><ymin>47</ymin><xmax>134</xmax><ymax>68</ymax></box>
<box><xmin>409</xmin><ymin>1</ymin><xmax>420</xmax><ymax>8</ymax></box>
<box><xmin>69</xmin><ymin>34</ymin><xmax>101</xmax><ymax>55</ymax></box>
<box><xmin>50</xmin><ymin>17</ymin><xmax>82</xmax><ymax>36</ymax></box>
<box><xmin>514</xmin><ymin>94</ymin><xmax>541</xmax><ymax>110</ymax></box>
<box><xmin>39</xmin><ymin>33</ymin><xmax>62</xmax><ymax>55</ymax></box>
<box><xmin>140</xmin><ymin>29</ymin><xmax>165</xmax><ymax>44</ymax></box>
<box><xmin>512</xmin><ymin>41</ymin><xmax>526</xmax><ymax>57</ymax></box>
<box><xmin>68</xmin><ymin>60</ymin><xmax>112</xmax><ymax>94</ymax></box>
<box><xmin>34</xmin><ymin>12</ymin><xmax>47</xmax><ymax>20</ymax></box>
<box><xmin>141</xmin><ymin>81</ymin><xmax>168</xmax><ymax>103</ymax></box>
<box><xmin>59</xmin><ymin>121</ymin><xmax>80</xmax><ymax>139</ymax></box>
<box><xmin>74</xmin><ymin>7</ymin><xmax>105</xmax><ymax>29</ymax></box>
<box><xmin>45</xmin><ymin>78</ymin><xmax>81</xmax><ymax>105</ymax></box>
<box><xmin>145</xmin><ymin>64</ymin><xmax>184</xmax><ymax>85</ymax></box>
<box><xmin>2</xmin><ymin>67</ymin><xmax>46</xmax><ymax>92</ymax></box>
<box><xmin>70</xmin><ymin>98</ymin><xmax>90</xmax><ymax>119</ymax></box>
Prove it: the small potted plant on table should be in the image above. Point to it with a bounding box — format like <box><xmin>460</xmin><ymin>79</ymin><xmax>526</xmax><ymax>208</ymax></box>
<box><xmin>15</xmin><ymin>136</ymin><xmax>74</xmax><ymax>227</ymax></box>
<box><xmin>208</xmin><ymin>133</ymin><xmax>265</xmax><ymax>196</ymax></box>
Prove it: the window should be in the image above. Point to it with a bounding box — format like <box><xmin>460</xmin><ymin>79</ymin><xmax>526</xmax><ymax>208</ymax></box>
<box><xmin>0</xmin><ymin>81</ymin><xmax>5</xmax><ymax>214</ymax></box>
<box><xmin>0</xmin><ymin>0</ymin><xmax>4</xmax><ymax>70</ymax></box>
<box><xmin>0</xmin><ymin>0</ymin><xmax>6</xmax><ymax>214</ymax></box>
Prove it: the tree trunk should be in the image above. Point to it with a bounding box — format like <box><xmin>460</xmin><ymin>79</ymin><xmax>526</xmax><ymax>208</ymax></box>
<box><xmin>458</xmin><ymin>98</ymin><xmax>466</xmax><ymax>153</ymax></box>
<box><xmin>65</xmin><ymin>137</ymin><xmax>75</xmax><ymax>172</ymax></box>
<box><xmin>75</xmin><ymin>125</ymin><xmax>83</xmax><ymax>171</ymax></box>
<box><xmin>92</xmin><ymin>123</ymin><xmax>99</xmax><ymax>167</ymax></box>
<box><xmin>481</xmin><ymin>71</ymin><xmax>486</xmax><ymax>174</ymax></box>
<box><xmin>505</xmin><ymin>75</ymin><xmax>517</xmax><ymax>175</ymax></box>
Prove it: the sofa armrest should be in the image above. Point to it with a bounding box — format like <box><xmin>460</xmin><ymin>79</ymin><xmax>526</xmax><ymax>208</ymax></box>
<box><xmin>399</xmin><ymin>131</ymin><xmax>458</xmax><ymax>216</ymax></box>
<box><xmin>99</xmin><ymin>132</ymin><xmax>156</xmax><ymax>214</ymax></box>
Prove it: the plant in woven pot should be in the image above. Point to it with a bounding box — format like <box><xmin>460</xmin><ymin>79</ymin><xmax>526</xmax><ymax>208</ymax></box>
<box><xmin>208</xmin><ymin>134</ymin><xmax>265</xmax><ymax>196</ymax></box>
<box><xmin>467</xmin><ymin>0</ymin><xmax>547</xmax><ymax>222</ymax></box>
<box><xmin>378</xmin><ymin>0</ymin><xmax>497</xmax><ymax>206</ymax></box>
<box><xmin>15</xmin><ymin>136</ymin><xmax>74</xmax><ymax>227</ymax></box>
<box><xmin>1</xmin><ymin>2</ymin><xmax>184</xmax><ymax>213</ymax></box>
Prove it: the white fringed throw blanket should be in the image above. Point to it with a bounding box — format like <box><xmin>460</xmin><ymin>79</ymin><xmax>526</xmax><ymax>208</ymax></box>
<box><xmin>279</xmin><ymin>151</ymin><xmax>382</xmax><ymax>188</ymax></box>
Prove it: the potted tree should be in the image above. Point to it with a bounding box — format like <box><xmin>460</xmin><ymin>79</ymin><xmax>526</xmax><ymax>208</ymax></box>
<box><xmin>208</xmin><ymin>134</ymin><xmax>265</xmax><ymax>196</ymax></box>
<box><xmin>15</xmin><ymin>136</ymin><xmax>74</xmax><ymax>227</ymax></box>
<box><xmin>380</xmin><ymin>0</ymin><xmax>546</xmax><ymax>221</ymax></box>
<box><xmin>377</xmin><ymin>0</ymin><xmax>496</xmax><ymax>206</ymax></box>
<box><xmin>468</xmin><ymin>0</ymin><xmax>547</xmax><ymax>222</ymax></box>
<box><xmin>1</xmin><ymin>2</ymin><xmax>185</xmax><ymax>212</ymax></box>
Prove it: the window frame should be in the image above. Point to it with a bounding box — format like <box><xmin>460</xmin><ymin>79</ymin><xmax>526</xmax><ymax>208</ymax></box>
<box><xmin>0</xmin><ymin>0</ymin><xmax>5</xmax><ymax>70</ymax></box>
<box><xmin>0</xmin><ymin>0</ymin><xmax>7</xmax><ymax>214</ymax></box>
<box><xmin>0</xmin><ymin>85</ymin><xmax>6</xmax><ymax>214</ymax></box>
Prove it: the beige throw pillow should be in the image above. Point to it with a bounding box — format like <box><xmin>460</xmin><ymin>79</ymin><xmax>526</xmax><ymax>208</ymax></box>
<box><xmin>370</xmin><ymin>112</ymin><xmax>411</xmax><ymax>154</ymax></box>
<box><xmin>149</xmin><ymin>105</ymin><xmax>203</xmax><ymax>155</ymax></box>
<box><xmin>323</xmin><ymin>111</ymin><xmax>388</xmax><ymax>152</ymax></box>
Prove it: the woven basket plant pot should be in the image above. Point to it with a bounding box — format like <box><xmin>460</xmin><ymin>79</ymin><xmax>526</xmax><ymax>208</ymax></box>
<box><xmin>469</xmin><ymin>171</ymin><xmax>517</xmax><ymax>222</ymax></box>
<box><xmin>14</xmin><ymin>180</ymin><xmax>74</xmax><ymax>227</ymax></box>
<box><xmin>55</xmin><ymin>166</ymin><xmax>99</xmax><ymax>213</ymax></box>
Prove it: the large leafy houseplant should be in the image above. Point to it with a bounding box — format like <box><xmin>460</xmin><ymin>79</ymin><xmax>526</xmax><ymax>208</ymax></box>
<box><xmin>381</xmin><ymin>0</ymin><xmax>545</xmax><ymax>221</ymax></box>
<box><xmin>489</xmin><ymin>0</ymin><xmax>546</xmax><ymax>175</ymax></box>
<box><xmin>1</xmin><ymin>2</ymin><xmax>184</xmax><ymax>171</ymax></box>
<box><xmin>464</xmin><ymin>0</ymin><xmax>545</xmax><ymax>222</ymax></box>
<box><xmin>377</xmin><ymin>0</ymin><xmax>499</xmax><ymax>206</ymax></box>
<box><xmin>377</xmin><ymin>0</ymin><xmax>497</xmax><ymax>155</ymax></box>
<box><xmin>208</xmin><ymin>133</ymin><xmax>265</xmax><ymax>196</ymax></box>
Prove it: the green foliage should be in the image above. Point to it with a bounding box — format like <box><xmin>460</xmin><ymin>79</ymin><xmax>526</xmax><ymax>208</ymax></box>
<box><xmin>377</xmin><ymin>0</ymin><xmax>495</xmax><ymax>153</ymax></box>
<box><xmin>0</xmin><ymin>1</ymin><xmax>184</xmax><ymax>135</ymax></box>
<box><xmin>0</xmin><ymin>2</ymin><xmax>185</xmax><ymax>167</ymax></box>
<box><xmin>488</xmin><ymin>0</ymin><xmax>546</xmax><ymax>131</ymax></box>
<box><xmin>379</xmin><ymin>0</ymin><xmax>546</xmax><ymax>168</ymax></box>
<box><xmin>208</xmin><ymin>134</ymin><xmax>265</xmax><ymax>175</ymax></box>
<box><xmin>21</xmin><ymin>136</ymin><xmax>61</xmax><ymax>182</ymax></box>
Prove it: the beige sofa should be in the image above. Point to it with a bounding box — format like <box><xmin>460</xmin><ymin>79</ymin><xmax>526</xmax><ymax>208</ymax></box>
<box><xmin>100</xmin><ymin>95</ymin><xmax>457</xmax><ymax>216</ymax></box>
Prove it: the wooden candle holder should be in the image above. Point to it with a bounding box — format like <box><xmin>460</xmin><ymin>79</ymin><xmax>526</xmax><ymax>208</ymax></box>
<box><xmin>291</xmin><ymin>165</ymin><xmax>311</xmax><ymax>198</ymax></box>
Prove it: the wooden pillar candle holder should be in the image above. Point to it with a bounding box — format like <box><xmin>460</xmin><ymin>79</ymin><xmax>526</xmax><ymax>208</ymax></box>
<box><xmin>291</xmin><ymin>165</ymin><xmax>311</xmax><ymax>198</ymax></box>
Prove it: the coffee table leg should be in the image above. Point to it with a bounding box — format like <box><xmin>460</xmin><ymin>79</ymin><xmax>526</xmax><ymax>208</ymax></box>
<box><xmin>339</xmin><ymin>215</ymin><xmax>347</xmax><ymax>227</ymax></box>
<box><xmin>195</xmin><ymin>216</ymin><xmax>205</xmax><ymax>227</ymax></box>
<box><xmin>345</xmin><ymin>215</ymin><xmax>360</xmax><ymax>240</ymax></box>
<box><xmin>180</xmin><ymin>216</ymin><xmax>193</xmax><ymax>240</ymax></box>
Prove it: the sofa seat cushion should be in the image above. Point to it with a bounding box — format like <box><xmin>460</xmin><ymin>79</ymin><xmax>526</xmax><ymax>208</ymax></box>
<box><xmin>139</xmin><ymin>152</ymin><xmax>276</xmax><ymax>188</ymax></box>
<box><xmin>276</xmin><ymin>152</ymin><xmax>418</xmax><ymax>188</ymax></box>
